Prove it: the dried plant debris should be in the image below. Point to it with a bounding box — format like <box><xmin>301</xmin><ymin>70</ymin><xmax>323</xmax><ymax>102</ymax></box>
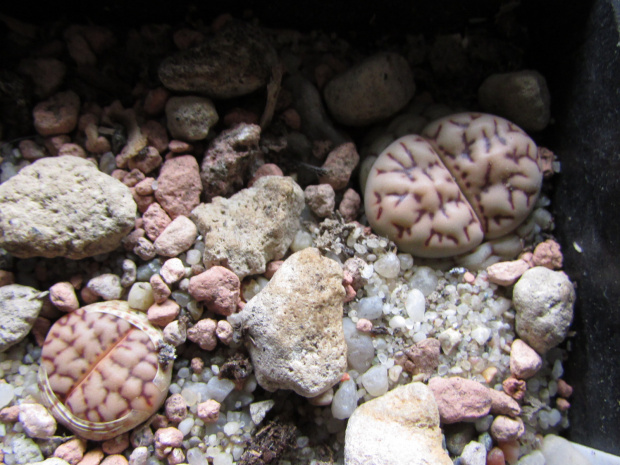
<box><xmin>239</xmin><ymin>420</ymin><xmax>297</xmax><ymax>465</ymax></box>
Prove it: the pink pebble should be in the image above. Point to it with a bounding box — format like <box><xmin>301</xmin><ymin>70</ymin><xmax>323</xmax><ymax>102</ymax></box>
<box><xmin>33</xmin><ymin>90</ymin><xmax>80</xmax><ymax>136</ymax></box>
<box><xmin>187</xmin><ymin>318</ymin><xmax>218</xmax><ymax>350</ymax></box>
<box><xmin>57</xmin><ymin>143</ymin><xmax>86</xmax><ymax>158</ymax></box>
<box><xmin>122</xmin><ymin>168</ymin><xmax>146</xmax><ymax>187</ymax></box>
<box><xmin>487</xmin><ymin>447</ymin><xmax>506</xmax><ymax>465</ymax></box>
<box><xmin>49</xmin><ymin>282</ymin><xmax>79</xmax><ymax>312</ymax></box>
<box><xmin>248</xmin><ymin>163</ymin><xmax>284</xmax><ymax>187</ymax></box>
<box><xmin>532</xmin><ymin>239</ymin><xmax>563</xmax><ymax>269</ymax></box>
<box><xmin>488</xmin><ymin>388</ymin><xmax>521</xmax><ymax>417</ymax></box>
<box><xmin>0</xmin><ymin>406</ymin><xmax>20</xmax><ymax>422</ymax></box>
<box><xmin>338</xmin><ymin>188</ymin><xmax>361</xmax><ymax>222</ymax></box>
<box><xmin>223</xmin><ymin>107</ymin><xmax>260</xmax><ymax>127</ymax></box>
<box><xmin>344</xmin><ymin>284</ymin><xmax>357</xmax><ymax>303</ymax></box>
<box><xmin>264</xmin><ymin>260</ymin><xmax>283</xmax><ymax>279</ymax></box>
<box><xmin>188</xmin><ymin>266</ymin><xmax>240</xmax><ymax>316</ymax></box>
<box><xmin>154</xmin><ymin>427</ymin><xmax>183</xmax><ymax>454</ymax></box>
<box><xmin>150</xmin><ymin>274</ymin><xmax>172</xmax><ymax>304</ymax></box>
<box><xmin>509</xmin><ymin>339</ymin><xmax>543</xmax><ymax>379</ymax></box>
<box><xmin>155</xmin><ymin>155</ymin><xmax>202</xmax><ymax>218</ymax></box>
<box><xmin>143</xmin><ymin>87</ymin><xmax>170</xmax><ymax>116</ymax></box>
<box><xmin>557</xmin><ymin>379</ymin><xmax>573</xmax><ymax>398</ymax></box>
<box><xmin>486</xmin><ymin>259</ymin><xmax>530</xmax><ymax>286</ymax></box>
<box><xmin>428</xmin><ymin>377</ymin><xmax>491</xmax><ymax>423</ymax></box>
<box><xmin>497</xmin><ymin>440</ymin><xmax>521</xmax><ymax>465</ymax></box>
<box><xmin>281</xmin><ymin>108</ymin><xmax>301</xmax><ymax>130</ymax></box>
<box><xmin>53</xmin><ymin>438</ymin><xmax>87</xmax><ymax>465</ymax></box>
<box><xmin>44</xmin><ymin>134</ymin><xmax>70</xmax><ymax>156</ymax></box>
<box><xmin>556</xmin><ymin>397</ymin><xmax>571</xmax><ymax>411</ymax></box>
<box><xmin>100</xmin><ymin>455</ymin><xmax>129</xmax><ymax>465</ymax></box>
<box><xmin>356</xmin><ymin>318</ymin><xmax>373</xmax><ymax>332</ymax></box>
<box><xmin>319</xmin><ymin>142</ymin><xmax>360</xmax><ymax>190</ymax></box>
<box><xmin>196</xmin><ymin>399</ymin><xmax>220</xmax><ymax>423</ymax></box>
<box><xmin>18</xmin><ymin>139</ymin><xmax>47</xmax><ymax>160</ymax></box>
<box><xmin>0</xmin><ymin>270</ymin><xmax>15</xmax><ymax>287</ymax></box>
<box><xmin>147</xmin><ymin>299</ymin><xmax>181</xmax><ymax>327</ymax></box>
<box><xmin>168</xmin><ymin>140</ymin><xmax>193</xmax><ymax>153</ymax></box>
<box><xmin>141</xmin><ymin>120</ymin><xmax>169</xmax><ymax>154</ymax></box>
<box><xmin>102</xmin><ymin>432</ymin><xmax>130</xmax><ymax>454</ymax></box>
<box><xmin>75</xmin><ymin>448</ymin><xmax>104</xmax><ymax>465</ymax></box>
<box><xmin>191</xmin><ymin>357</ymin><xmax>204</xmax><ymax>374</ymax></box>
<box><xmin>463</xmin><ymin>271</ymin><xmax>476</xmax><ymax>284</ymax></box>
<box><xmin>165</xmin><ymin>394</ymin><xmax>188</xmax><ymax>423</ymax></box>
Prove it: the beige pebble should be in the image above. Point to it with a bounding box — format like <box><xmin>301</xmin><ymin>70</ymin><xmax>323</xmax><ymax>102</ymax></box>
<box><xmin>154</xmin><ymin>426</ymin><xmax>184</xmax><ymax>450</ymax></box>
<box><xmin>502</xmin><ymin>376</ymin><xmax>526</xmax><ymax>400</ymax></box>
<box><xmin>153</xmin><ymin>216</ymin><xmax>198</xmax><ymax>257</ymax></box>
<box><xmin>19</xmin><ymin>403</ymin><xmax>57</xmax><ymax>438</ymax></box>
<box><xmin>160</xmin><ymin>258</ymin><xmax>186</xmax><ymax>284</ymax></box>
<box><xmin>216</xmin><ymin>320</ymin><xmax>234</xmax><ymax>344</ymax></box>
<box><xmin>490</xmin><ymin>415</ymin><xmax>525</xmax><ymax>442</ymax></box>
<box><xmin>163</xmin><ymin>320</ymin><xmax>186</xmax><ymax>346</ymax></box>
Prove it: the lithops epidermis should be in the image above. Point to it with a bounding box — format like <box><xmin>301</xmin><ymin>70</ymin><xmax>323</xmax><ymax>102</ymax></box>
<box><xmin>38</xmin><ymin>300</ymin><xmax>172</xmax><ymax>441</ymax></box>
<box><xmin>365</xmin><ymin>113</ymin><xmax>542</xmax><ymax>258</ymax></box>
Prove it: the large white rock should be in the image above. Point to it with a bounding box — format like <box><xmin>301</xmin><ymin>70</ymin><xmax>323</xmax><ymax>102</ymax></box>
<box><xmin>513</xmin><ymin>267</ymin><xmax>575</xmax><ymax>354</ymax></box>
<box><xmin>0</xmin><ymin>156</ymin><xmax>136</xmax><ymax>259</ymax></box>
<box><xmin>236</xmin><ymin>248</ymin><xmax>347</xmax><ymax>397</ymax></box>
<box><xmin>344</xmin><ymin>382</ymin><xmax>452</xmax><ymax>465</ymax></box>
<box><xmin>190</xmin><ymin>176</ymin><xmax>304</xmax><ymax>279</ymax></box>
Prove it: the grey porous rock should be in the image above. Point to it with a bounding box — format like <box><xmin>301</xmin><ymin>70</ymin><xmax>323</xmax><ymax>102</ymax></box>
<box><xmin>0</xmin><ymin>156</ymin><xmax>136</xmax><ymax>259</ymax></box>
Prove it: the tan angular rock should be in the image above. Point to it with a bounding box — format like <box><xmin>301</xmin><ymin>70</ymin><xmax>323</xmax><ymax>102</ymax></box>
<box><xmin>236</xmin><ymin>248</ymin><xmax>347</xmax><ymax>397</ymax></box>
<box><xmin>344</xmin><ymin>382</ymin><xmax>452</xmax><ymax>465</ymax></box>
<box><xmin>190</xmin><ymin>176</ymin><xmax>304</xmax><ymax>279</ymax></box>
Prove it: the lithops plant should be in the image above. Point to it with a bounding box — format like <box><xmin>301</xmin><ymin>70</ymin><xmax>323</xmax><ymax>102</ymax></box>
<box><xmin>38</xmin><ymin>300</ymin><xmax>173</xmax><ymax>441</ymax></box>
<box><xmin>364</xmin><ymin>112</ymin><xmax>543</xmax><ymax>258</ymax></box>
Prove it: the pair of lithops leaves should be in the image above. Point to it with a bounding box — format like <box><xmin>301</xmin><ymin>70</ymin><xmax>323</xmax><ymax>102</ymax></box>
<box><xmin>38</xmin><ymin>300</ymin><xmax>173</xmax><ymax>441</ymax></box>
<box><xmin>364</xmin><ymin>112</ymin><xmax>543</xmax><ymax>258</ymax></box>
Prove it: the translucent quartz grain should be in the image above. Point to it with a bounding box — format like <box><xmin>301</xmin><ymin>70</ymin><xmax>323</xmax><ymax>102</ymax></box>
<box><xmin>361</xmin><ymin>365</ymin><xmax>389</xmax><ymax>397</ymax></box>
<box><xmin>331</xmin><ymin>379</ymin><xmax>358</xmax><ymax>419</ymax></box>
<box><xmin>405</xmin><ymin>288</ymin><xmax>426</xmax><ymax>321</ymax></box>
<box><xmin>373</xmin><ymin>252</ymin><xmax>400</xmax><ymax>279</ymax></box>
<box><xmin>357</xmin><ymin>296</ymin><xmax>383</xmax><ymax>320</ymax></box>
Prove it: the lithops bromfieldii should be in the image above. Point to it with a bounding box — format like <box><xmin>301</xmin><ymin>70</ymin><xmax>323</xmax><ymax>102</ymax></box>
<box><xmin>364</xmin><ymin>112</ymin><xmax>543</xmax><ymax>258</ymax></box>
<box><xmin>158</xmin><ymin>20</ymin><xmax>282</xmax><ymax>128</ymax></box>
<box><xmin>38</xmin><ymin>300</ymin><xmax>173</xmax><ymax>441</ymax></box>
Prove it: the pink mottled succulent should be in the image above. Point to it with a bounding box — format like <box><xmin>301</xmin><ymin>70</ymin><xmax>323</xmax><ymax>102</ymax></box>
<box><xmin>364</xmin><ymin>112</ymin><xmax>543</xmax><ymax>258</ymax></box>
<box><xmin>38</xmin><ymin>300</ymin><xmax>173</xmax><ymax>441</ymax></box>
